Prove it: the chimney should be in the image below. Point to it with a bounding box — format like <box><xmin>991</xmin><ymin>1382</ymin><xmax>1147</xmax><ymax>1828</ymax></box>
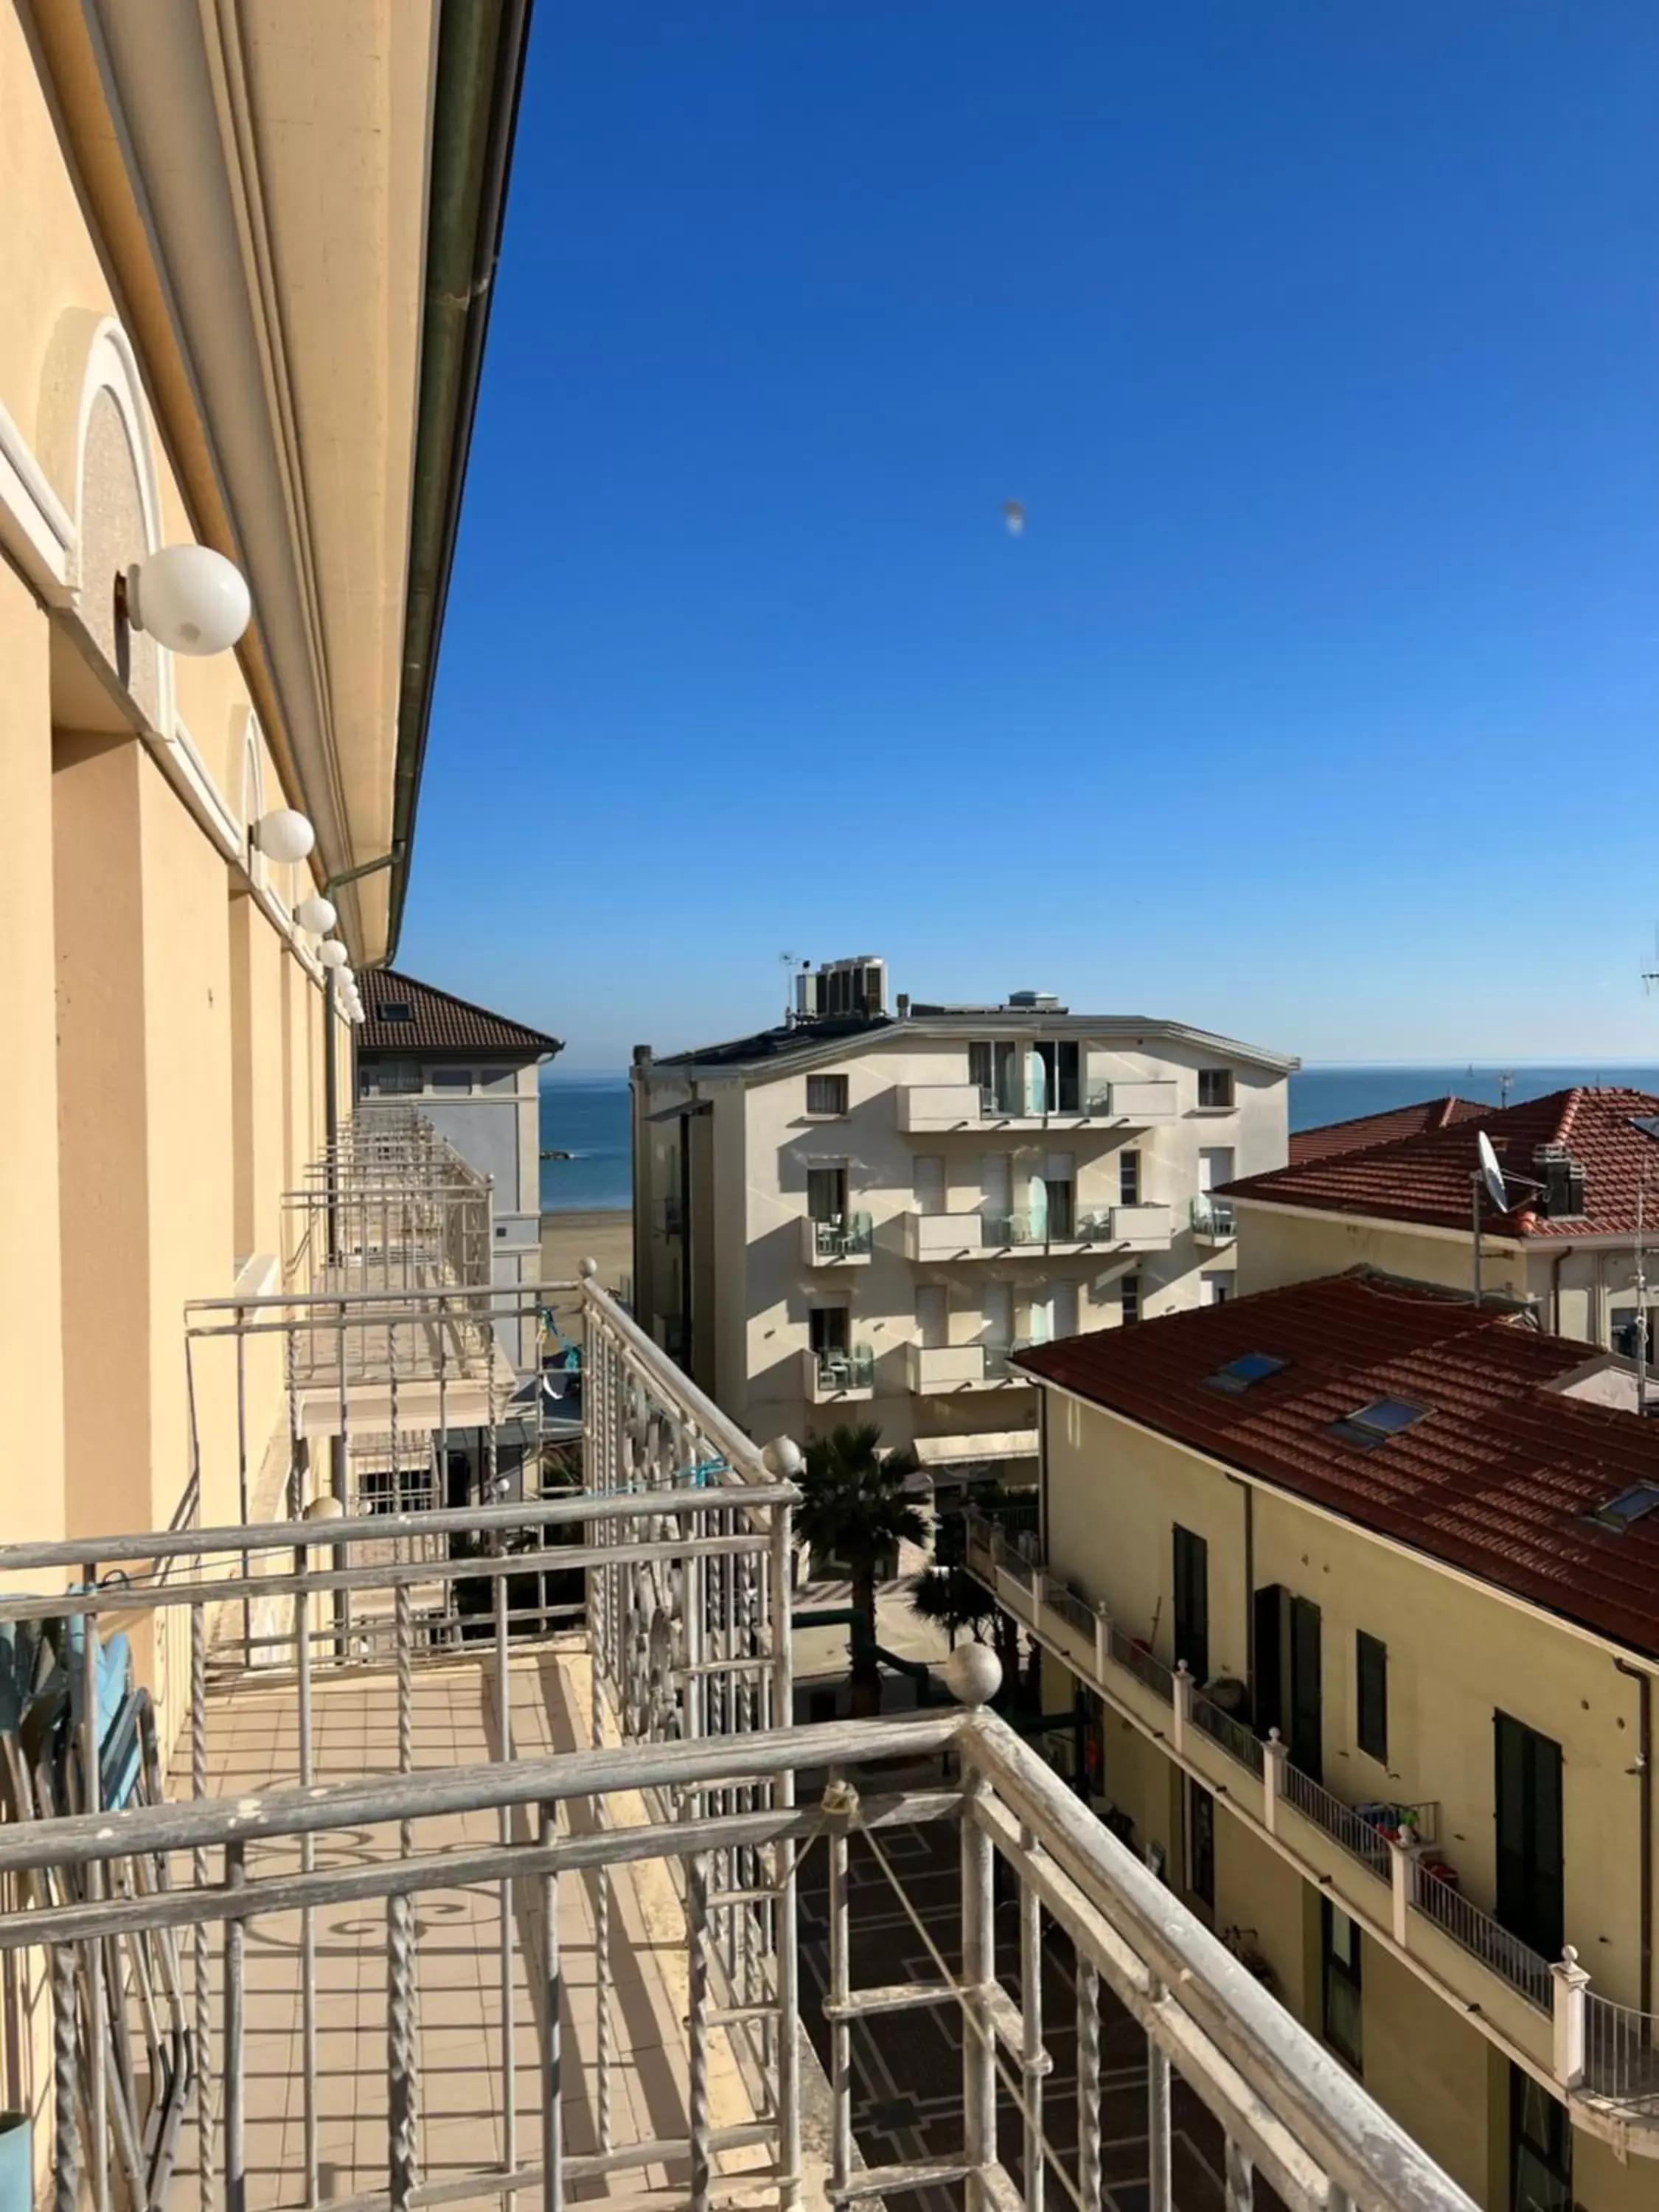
<box><xmin>897</xmin><ymin>992</ymin><xmax>911</xmax><ymax>1019</ymax></box>
<box><xmin>632</xmin><ymin>1044</ymin><xmax>653</xmax><ymax>1068</ymax></box>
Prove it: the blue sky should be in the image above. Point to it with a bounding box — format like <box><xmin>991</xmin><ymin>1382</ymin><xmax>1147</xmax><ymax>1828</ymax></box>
<box><xmin>400</xmin><ymin>2</ymin><xmax>1659</xmax><ymax>1071</ymax></box>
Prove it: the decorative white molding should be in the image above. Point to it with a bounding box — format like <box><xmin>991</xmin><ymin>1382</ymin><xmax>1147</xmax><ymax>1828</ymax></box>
<box><xmin>0</xmin><ymin>397</ymin><xmax>76</xmax><ymax>601</ymax></box>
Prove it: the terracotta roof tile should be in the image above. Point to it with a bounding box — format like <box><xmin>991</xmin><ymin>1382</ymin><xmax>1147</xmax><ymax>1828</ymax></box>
<box><xmin>1224</xmin><ymin>1086</ymin><xmax>1659</xmax><ymax>1239</ymax></box>
<box><xmin>358</xmin><ymin>968</ymin><xmax>562</xmax><ymax>1059</ymax></box>
<box><xmin>1017</xmin><ymin>1271</ymin><xmax>1659</xmax><ymax>1658</ymax></box>
<box><xmin>1288</xmin><ymin>1095</ymin><xmax>1486</xmax><ymax>1166</ymax></box>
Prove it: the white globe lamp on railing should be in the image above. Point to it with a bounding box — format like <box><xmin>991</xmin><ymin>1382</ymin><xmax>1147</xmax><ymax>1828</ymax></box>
<box><xmin>122</xmin><ymin>546</ymin><xmax>251</xmax><ymax>655</ymax></box>
<box><xmin>253</xmin><ymin>809</ymin><xmax>316</xmax><ymax>866</ymax></box>
<box><xmin>294</xmin><ymin>894</ymin><xmax>337</xmax><ymax>936</ymax></box>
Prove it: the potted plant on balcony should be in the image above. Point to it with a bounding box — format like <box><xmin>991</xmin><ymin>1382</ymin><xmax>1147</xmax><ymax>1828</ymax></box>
<box><xmin>798</xmin><ymin>1422</ymin><xmax>928</xmax><ymax>1715</ymax></box>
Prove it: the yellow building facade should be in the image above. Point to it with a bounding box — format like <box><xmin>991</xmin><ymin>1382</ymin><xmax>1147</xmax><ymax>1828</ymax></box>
<box><xmin>1</xmin><ymin>0</ymin><xmax>525</xmax><ymax>1562</ymax></box>
<box><xmin>987</xmin><ymin>1276</ymin><xmax>1659</xmax><ymax>2212</ymax></box>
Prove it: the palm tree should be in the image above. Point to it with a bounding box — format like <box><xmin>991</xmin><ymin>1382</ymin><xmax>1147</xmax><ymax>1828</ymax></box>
<box><xmin>797</xmin><ymin>1422</ymin><xmax>929</xmax><ymax>1709</ymax></box>
<box><xmin>906</xmin><ymin>1565</ymin><xmax>998</xmax><ymax>1651</ymax></box>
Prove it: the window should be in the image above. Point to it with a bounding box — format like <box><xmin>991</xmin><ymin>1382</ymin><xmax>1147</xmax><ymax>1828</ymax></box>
<box><xmin>1590</xmin><ymin>1481</ymin><xmax>1659</xmax><ymax>1531</ymax></box>
<box><xmin>1200</xmin><ymin>1272</ymin><xmax>1231</xmax><ymax>1306</ymax></box>
<box><xmin>1173</xmin><ymin>1525</ymin><xmax>1209</xmax><ymax>1686</ymax></box>
<box><xmin>1356</xmin><ymin>1632</ymin><xmax>1388</xmax><ymax>1764</ymax></box>
<box><xmin>969</xmin><ymin>1040</ymin><xmax>1018</xmax><ymax>1114</ymax></box>
<box><xmin>1119</xmin><ymin>1150</ymin><xmax>1141</xmax><ymax>1205</ymax></box>
<box><xmin>807</xmin><ymin>1074</ymin><xmax>849</xmax><ymax>1116</ymax></box>
<box><xmin>1321</xmin><ymin>1902</ymin><xmax>1363</xmax><ymax>2070</ymax></box>
<box><xmin>1186</xmin><ymin>1778</ymin><xmax>1215</xmax><ymax>1910</ymax></box>
<box><xmin>1043</xmin><ymin>1177</ymin><xmax>1075</xmax><ymax>1239</ymax></box>
<box><xmin>1334</xmin><ymin>1397</ymin><xmax>1430</xmax><ymax>1447</ymax></box>
<box><xmin>380</xmin><ymin>1001</ymin><xmax>413</xmax><ymax>1023</ymax></box>
<box><xmin>1509</xmin><ymin>2063</ymin><xmax>1572</xmax><ymax>2212</ymax></box>
<box><xmin>430</xmin><ymin>1067</ymin><xmax>472</xmax><ymax>1091</ymax></box>
<box><xmin>1206</xmin><ymin>1351</ymin><xmax>1287</xmax><ymax>1394</ymax></box>
<box><xmin>373</xmin><ymin>1060</ymin><xmax>421</xmax><ymax>1096</ymax></box>
<box><xmin>1121</xmin><ymin>1273</ymin><xmax>1141</xmax><ymax>1326</ymax></box>
<box><xmin>810</xmin><ymin>1307</ymin><xmax>850</xmax><ymax>1360</ymax></box>
<box><xmin>807</xmin><ymin>1165</ymin><xmax>848</xmax><ymax>1222</ymax></box>
<box><xmin>1197</xmin><ymin>1068</ymin><xmax>1234</xmax><ymax>1110</ymax></box>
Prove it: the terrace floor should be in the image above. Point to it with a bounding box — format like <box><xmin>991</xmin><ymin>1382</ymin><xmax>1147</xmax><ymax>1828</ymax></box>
<box><xmin>164</xmin><ymin>1641</ymin><xmax>772</xmax><ymax>2211</ymax></box>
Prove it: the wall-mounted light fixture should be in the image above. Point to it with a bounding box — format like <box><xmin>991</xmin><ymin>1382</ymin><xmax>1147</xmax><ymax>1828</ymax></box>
<box><xmin>253</xmin><ymin>809</ymin><xmax>316</xmax><ymax>866</ymax></box>
<box><xmin>294</xmin><ymin>894</ymin><xmax>337</xmax><ymax>935</ymax></box>
<box><xmin>120</xmin><ymin>546</ymin><xmax>251</xmax><ymax>656</ymax></box>
<box><xmin>318</xmin><ymin>939</ymin><xmax>349</xmax><ymax>970</ymax></box>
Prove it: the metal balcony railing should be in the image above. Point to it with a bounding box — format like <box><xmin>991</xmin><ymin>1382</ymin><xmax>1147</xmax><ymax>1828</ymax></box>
<box><xmin>0</xmin><ymin>1111</ymin><xmax>1500</xmax><ymax>2212</ymax></box>
<box><xmin>813</xmin><ymin>1344</ymin><xmax>876</xmax><ymax>1393</ymax></box>
<box><xmin>960</xmin><ymin>1511</ymin><xmax>1659</xmax><ymax>2104</ymax></box>
<box><xmin>810</xmin><ymin>1210</ymin><xmax>873</xmax><ymax>1261</ymax></box>
<box><xmin>1190</xmin><ymin>1194</ymin><xmax>1237</xmax><ymax>1239</ymax></box>
<box><xmin>0</xmin><ymin>1683</ymin><xmax>1485</xmax><ymax>2212</ymax></box>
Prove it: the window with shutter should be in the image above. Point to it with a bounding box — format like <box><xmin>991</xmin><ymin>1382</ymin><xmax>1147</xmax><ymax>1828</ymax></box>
<box><xmin>1356</xmin><ymin>1632</ymin><xmax>1388</xmax><ymax>1764</ymax></box>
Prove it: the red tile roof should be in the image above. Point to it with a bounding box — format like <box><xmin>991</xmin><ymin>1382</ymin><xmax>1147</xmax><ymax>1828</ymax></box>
<box><xmin>1017</xmin><ymin>1271</ymin><xmax>1659</xmax><ymax>1658</ymax></box>
<box><xmin>359</xmin><ymin>967</ymin><xmax>563</xmax><ymax>1059</ymax></box>
<box><xmin>1289</xmin><ymin>1095</ymin><xmax>1486</xmax><ymax>1166</ymax></box>
<box><xmin>1225</xmin><ymin>1087</ymin><xmax>1659</xmax><ymax>1239</ymax></box>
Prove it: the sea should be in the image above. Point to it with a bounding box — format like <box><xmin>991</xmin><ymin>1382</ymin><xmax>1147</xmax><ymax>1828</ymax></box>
<box><xmin>536</xmin><ymin>1062</ymin><xmax>1659</xmax><ymax>1215</ymax></box>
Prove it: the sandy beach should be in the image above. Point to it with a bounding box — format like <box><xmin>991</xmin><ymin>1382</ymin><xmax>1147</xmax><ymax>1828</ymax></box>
<box><xmin>540</xmin><ymin>1207</ymin><xmax>632</xmax><ymax>1329</ymax></box>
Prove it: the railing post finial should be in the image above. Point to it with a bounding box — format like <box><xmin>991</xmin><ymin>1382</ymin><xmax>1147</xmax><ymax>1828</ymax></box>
<box><xmin>1551</xmin><ymin>1944</ymin><xmax>1590</xmax><ymax>2090</ymax></box>
<box><xmin>1262</xmin><ymin>1727</ymin><xmax>1287</xmax><ymax>1837</ymax></box>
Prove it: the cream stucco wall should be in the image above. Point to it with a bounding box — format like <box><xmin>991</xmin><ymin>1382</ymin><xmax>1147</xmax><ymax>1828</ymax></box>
<box><xmin>1037</xmin><ymin>1387</ymin><xmax>1659</xmax><ymax>2205</ymax></box>
<box><xmin>1234</xmin><ymin>1200</ymin><xmax>1630</xmax><ymax>1352</ymax></box>
<box><xmin>0</xmin><ymin>563</ymin><xmax>66</xmax><ymax>1548</ymax></box>
<box><xmin>636</xmin><ymin>1026</ymin><xmax>1290</xmax><ymax>1457</ymax></box>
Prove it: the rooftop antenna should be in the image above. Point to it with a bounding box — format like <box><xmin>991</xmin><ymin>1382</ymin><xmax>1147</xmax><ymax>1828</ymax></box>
<box><xmin>1470</xmin><ymin>1128</ymin><xmax>1544</xmax><ymax>1308</ymax></box>
<box><xmin>1641</xmin><ymin>923</ymin><xmax>1659</xmax><ymax>995</ymax></box>
<box><xmin>1498</xmin><ymin>1070</ymin><xmax>1514</xmax><ymax>1109</ymax></box>
<box><xmin>1637</xmin><ymin>1180</ymin><xmax>1650</xmax><ymax>1417</ymax></box>
<box><xmin>779</xmin><ymin>951</ymin><xmax>798</xmax><ymax>1025</ymax></box>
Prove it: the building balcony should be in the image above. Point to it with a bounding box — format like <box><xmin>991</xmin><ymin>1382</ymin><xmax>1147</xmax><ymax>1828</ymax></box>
<box><xmin>0</xmin><ymin>1106</ymin><xmax>1489</xmax><ymax>2212</ymax></box>
<box><xmin>903</xmin><ymin>1204</ymin><xmax>1172</xmax><ymax>1262</ymax></box>
<box><xmin>804</xmin><ymin>1343</ymin><xmax>877</xmax><ymax>1402</ymax></box>
<box><xmin>906</xmin><ymin>1341</ymin><xmax>1029</xmax><ymax>1393</ymax></box>
<box><xmin>1189</xmin><ymin>1195</ymin><xmax>1237</xmax><ymax>1247</ymax></box>
<box><xmin>963</xmin><ymin>1513</ymin><xmax>1659</xmax><ymax>2152</ymax></box>
<box><xmin>898</xmin><ymin>1079</ymin><xmax>1179</xmax><ymax>1132</ymax></box>
<box><xmin>801</xmin><ymin>1209</ymin><xmax>874</xmax><ymax>1265</ymax></box>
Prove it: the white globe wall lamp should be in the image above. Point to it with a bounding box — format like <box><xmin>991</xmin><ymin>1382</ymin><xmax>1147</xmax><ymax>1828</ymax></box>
<box><xmin>318</xmin><ymin>939</ymin><xmax>349</xmax><ymax>971</ymax></box>
<box><xmin>294</xmin><ymin>894</ymin><xmax>337</xmax><ymax>936</ymax></box>
<box><xmin>252</xmin><ymin>809</ymin><xmax>316</xmax><ymax>866</ymax></box>
<box><xmin>119</xmin><ymin>545</ymin><xmax>251</xmax><ymax>656</ymax></box>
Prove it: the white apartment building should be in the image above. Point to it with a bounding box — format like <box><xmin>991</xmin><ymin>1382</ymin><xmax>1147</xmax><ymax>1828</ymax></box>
<box><xmin>632</xmin><ymin>958</ymin><xmax>1297</xmax><ymax>1484</ymax></box>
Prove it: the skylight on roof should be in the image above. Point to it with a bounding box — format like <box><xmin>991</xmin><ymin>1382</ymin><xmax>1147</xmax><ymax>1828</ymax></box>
<box><xmin>1334</xmin><ymin>1397</ymin><xmax>1430</xmax><ymax>1447</ymax></box>
<box><xmin>380</xmin><ymin>1003</ymin><xmax>412</xmax><ymax>1022</ymax></box>
<box><xmin>1204</xmin><ymin>1352</ymin><xmax>1287</xmax><ymax>1396</ymax></box>
<box><xmin>1634</xmin><ymin>1118</ymin><xmax>1659</xmax><ymax>1144</ymax></box>
<box><xmin>1589</xmin><ymin>1482</ymin><xmax>1659</xmax><ymax>1533</ymax></box>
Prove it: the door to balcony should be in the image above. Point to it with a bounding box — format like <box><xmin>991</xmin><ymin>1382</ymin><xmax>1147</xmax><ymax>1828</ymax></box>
<box><xmin>808</xmin><ymin>1165</ymin><xmax>847</xmax><ymax>1222</ymax></box>
<box><xmin>1495</xmin><ymin>1713</ymin><xmax>1564</xmax><ymax>1962</ymax></box>
<box><xmin>915</xmin><ymin>1283</ymin><xmax>947</xmax><ymax>1350</ymax></box>
<box><xmin>1174</xmin><ymin>1525</ymin><xmax>1210</xmax><ymax>1688</ymax></box>
<box><xmin>1253</xmin><ymin>1586</ymin><xmax>1323</xmax><ymax>1781</ymax></box>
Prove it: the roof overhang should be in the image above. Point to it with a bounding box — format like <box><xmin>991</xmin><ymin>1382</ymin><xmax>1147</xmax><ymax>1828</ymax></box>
<box><xmin>653</xmin><ymin>1017</ymin><xmax>1300</xmax><ymax>1087</ymax></box>
<box><xmin>1223</xmin><ymin>1194</ymin><xmax>1530</xmax><ymax>1249</ymax></box>
<box><xmin>35</xmin><ymin>0</ymin><xmax>535</xmax><ymax>967</ymax></box>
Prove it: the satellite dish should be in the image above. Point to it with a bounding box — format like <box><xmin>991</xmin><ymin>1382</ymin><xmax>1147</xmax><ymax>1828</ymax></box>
<box><xmin>1476</xmin><ymin>1130</ymin><xmax>1509</xmax><ymax>1214</ymax></box>
<box><xmin>1002</xmin><ymin>499</ymin><xmax>1026</xmax><ymax>538</ymax></box>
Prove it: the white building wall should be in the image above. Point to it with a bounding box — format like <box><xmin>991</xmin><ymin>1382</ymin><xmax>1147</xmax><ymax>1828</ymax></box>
<box><xmin>637</xmin><ymin>1018</ymin><xmax>1292</xmax><ymax>1465</ymax></box>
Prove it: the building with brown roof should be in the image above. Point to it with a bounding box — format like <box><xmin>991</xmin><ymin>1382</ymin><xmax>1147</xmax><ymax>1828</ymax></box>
<box><xmin>967</xmin><ymin>1267</ymin><xmax>1659</xmax><ymax>2202</ymax></box>
<box><xmin>358</xmin><ymin>968</ymin><xmax>562</xmax><ymax>1371</ymax></box>
<box><xmin>1288</xmin><ymin>1095</ymin><xmax>1488</xmax><ymax>1166</ymax></box>
<box><xmin>1221</xmin><ymin>1087</ymin><xmax>1659</xmax><ymax>1354</ymax></box>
